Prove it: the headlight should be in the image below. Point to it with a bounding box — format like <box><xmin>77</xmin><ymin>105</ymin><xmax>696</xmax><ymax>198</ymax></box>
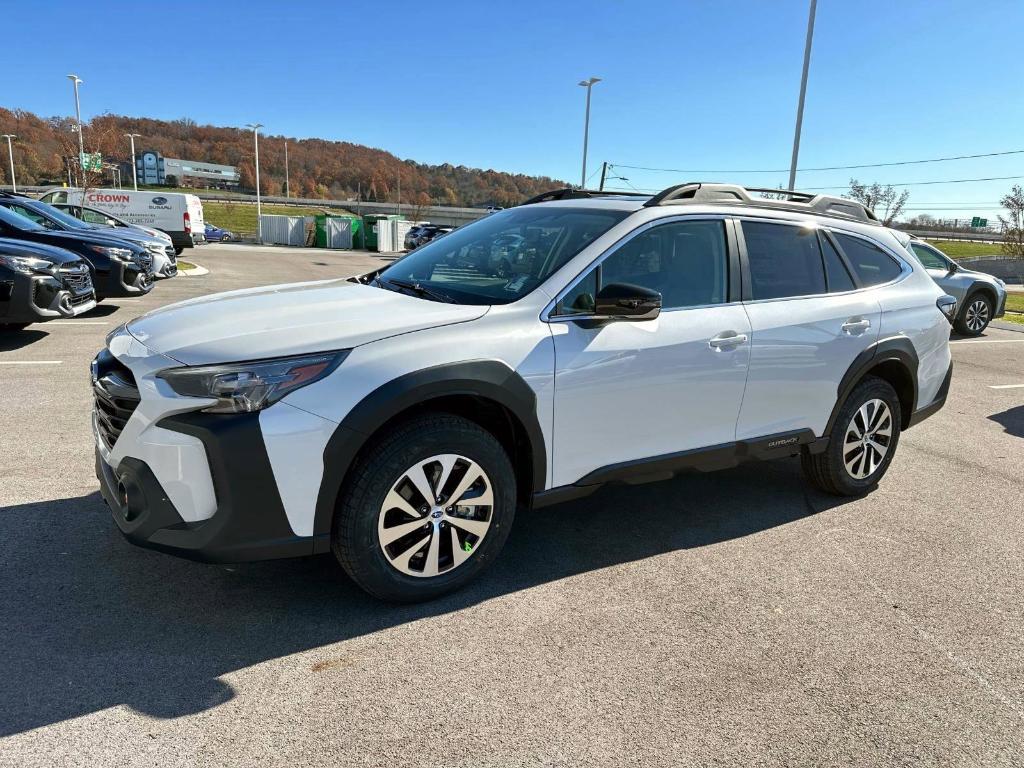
<box><xmin>0</xmin><ymin>254</ymin><xmax>55</xmax><ymax>274</ymax></box>
<box><xmin>87</xmin><ymin>244</ymin><xmax>134</xmax><ymax>262</ymax></box>
<box><xmin>157</xmin><ymin>351</ymin><xmax>349</xmax><ymax>413</ymax></box>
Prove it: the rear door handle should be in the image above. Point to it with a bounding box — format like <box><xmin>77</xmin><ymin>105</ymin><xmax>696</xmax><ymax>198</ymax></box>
<box><xmin>841</xmin><ymin>318</ymin><xmax>871</xmax><ymax>335</ymax></box>
<box><xmin>708</xmin><ymin>331</ymin><xmax>749</xmax><ymax>350</ymax></box>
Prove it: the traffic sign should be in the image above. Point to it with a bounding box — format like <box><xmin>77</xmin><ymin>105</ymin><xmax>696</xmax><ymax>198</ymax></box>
<box><xmin>79</xmin><ymin>152</ymin><xmax>102</xmax><ymax>172</ymax></box>
<box><xmin>970</xmin><ymin>216</ymin><xmax>988</xmax><ymax>227</ymax></box>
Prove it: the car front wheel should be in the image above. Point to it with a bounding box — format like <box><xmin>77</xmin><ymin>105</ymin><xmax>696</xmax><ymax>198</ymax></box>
<box><xmin>955</xmin><ymin>293</ymin><xmax>992</xmax><ymax>336</ymax></box>
<box><xmin>332</xmin><ymin>414</ymin><xmax>516</xmax><ymax>602</ymax></box>
<box><xmin>802</xmin><ymin>376</ymin><xmax>902</xmax><ymax>496</ymax></box>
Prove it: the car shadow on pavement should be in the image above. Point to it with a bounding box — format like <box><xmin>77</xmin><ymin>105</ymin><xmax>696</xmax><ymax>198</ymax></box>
<box><xmin>989</xmin><ymin>405</ymin><xmax>1024</xmax><ymax>438</ymax></box>
<box><xmin>0</xmin><ymin>329</ymin><xmax>47</xmax><ymax>351</ymax></box>
<box><xmin>80</xmin><ymin>303</ymin><xmax>123</xmax><ymax>318</ymax></box>
<box><xmin>0</xmin><ymin>458</ymin><xmax>850</xmax><ymax>736</ymax></box>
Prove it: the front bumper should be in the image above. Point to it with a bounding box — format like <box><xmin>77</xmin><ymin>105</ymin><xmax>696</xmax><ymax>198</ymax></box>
<box><xmin>95</xmin><ymin>410</ymin><xmax>321</xmax><ymax>563</ymax></box>
<box><xmin>994</xmin><ymin>289</ymin><xmax>1006</xmax><ymax>318</ymax></box>
<box><xmin>97</xmin><ymin>262</ymin><xmax>153</xmax><ymax>299</ymax></box>
<box><xmin>908</xmin><ymin>361</ymin><xmax>952</xmax><ymax>428</ymax></box>
<box><xmin>0</xmin><ymin>271</ymin><xmax>95</xmax><ymax>324</ymax></box>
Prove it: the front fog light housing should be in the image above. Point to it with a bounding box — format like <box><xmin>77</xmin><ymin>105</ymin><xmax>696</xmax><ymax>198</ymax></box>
<box><xmin>157</xmin><ymin>350</ymin><xmax>349</xmax><ymax>413</ymax></box>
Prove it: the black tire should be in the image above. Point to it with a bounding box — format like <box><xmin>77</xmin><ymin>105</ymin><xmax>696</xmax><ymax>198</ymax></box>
<box><xmin>332</xmin><ymin>413</ymin><xmax>516</xmax><ymax>602</ymax></box>
<box><xmin>954</xmin><ymin>292</ymin><xmax>993</xmax><ymax>336</ymax></box>
<box><xmin>174</xmin><ymin>246</ymin><xmax>185</xmax><ymax>256</ymax></box>
<box><xmin>802</xmin><ymin>375</ymin><xmax>902</xmax><ymax>496</ymax></box>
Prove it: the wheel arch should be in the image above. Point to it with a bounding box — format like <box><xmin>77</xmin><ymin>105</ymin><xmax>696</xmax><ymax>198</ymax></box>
<box><xmin>960</xmin><ymin>280</ymin><xmax>998</xmax><ymax>316</ymax></box>
<box><xmin>825</xmin><ymin>337</ymin><xmax>919</xmax><ymax>435</ymax></box>
<box><xmin>313</xmin><ymin>361</ymin><xmax>546</xmax><ymax>545</ymax></box>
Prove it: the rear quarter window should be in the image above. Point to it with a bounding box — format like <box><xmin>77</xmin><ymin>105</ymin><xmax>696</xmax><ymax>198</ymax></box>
<box><xmin>833</xmin><ymin>233</ymin><xmax>903</xmax><ymax>287</ymax></box>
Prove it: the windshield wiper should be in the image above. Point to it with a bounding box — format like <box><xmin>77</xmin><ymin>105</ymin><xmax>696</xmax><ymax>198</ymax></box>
<box><xmin>374</xmin><ymin>276</ymin><xmax>456</xmax><ymax>303</ymax></box>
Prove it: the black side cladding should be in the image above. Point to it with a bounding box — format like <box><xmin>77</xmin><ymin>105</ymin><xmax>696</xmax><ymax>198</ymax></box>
<box><xmin>313</xmin><ymin>361</ymin><xmax>547</xmax><ymax>547</ymax></box>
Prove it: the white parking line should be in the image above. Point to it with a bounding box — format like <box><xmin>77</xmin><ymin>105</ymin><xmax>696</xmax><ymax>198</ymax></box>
<box><xmin>990</xmin><ymin>384</ymin><xmax>1024</xmax><ymax>389</ymax></box>
<box><xmin>0</xmin><ymin>361</ymin><xmax>63</xmax><ymax>365</ymax></box>
<box><xmin>950</xmin><ymin>339</ymin><xmax>1024</xmax><ymax>344</ymax></box>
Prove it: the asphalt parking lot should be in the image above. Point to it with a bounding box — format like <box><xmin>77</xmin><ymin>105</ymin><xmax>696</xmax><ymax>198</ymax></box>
<box><xmin>1</xmin><ymin>244</ymin><xmax>1023</xmax><ymax>767</ymax></box>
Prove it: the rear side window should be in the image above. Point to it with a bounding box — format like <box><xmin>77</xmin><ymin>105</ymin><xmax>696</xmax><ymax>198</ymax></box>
<box><xmin>742</xmin><ymin>221</ymin><xmax>825</xmax><ymax>300</ymax></box>
<box><xmin>819</xmin><ymin>234</ymin><xmax>856</xmax><ymax>292</ymax></box>
<box><xmin>833</xmin><ymin>233</ymin><xmax>903</xmax><ymax>287</ymax></box>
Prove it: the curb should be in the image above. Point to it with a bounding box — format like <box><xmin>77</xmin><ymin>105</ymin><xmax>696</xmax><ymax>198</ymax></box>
<box><xmin>177</xmin><ymin>263</ymin><xmax>209</xmax><ymax>277</ymax></box>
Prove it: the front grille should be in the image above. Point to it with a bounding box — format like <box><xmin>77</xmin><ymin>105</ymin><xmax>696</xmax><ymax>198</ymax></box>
<box><xmin>133</xmin><ymin>252</ymin><xmax>154</xmax><ymax>272</ymax></box>
<box><xmin>93</xmin><ymin>349</ymin><xmax>140</xmax><ymax>449</ymax></box>
<box><xmin>59</xmin><ymin>266</ymin><xmax>92</xmax><ymax>294</ymax></box>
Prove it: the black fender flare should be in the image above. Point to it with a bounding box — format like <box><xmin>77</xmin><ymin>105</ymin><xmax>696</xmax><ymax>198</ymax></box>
<box><xmin>824</xmin><ymin>336</ymin><xmax>919</xmax><ymax>437</ymax></box>
<box><xmin>313</xmin><ymin>360</ymin><xmax>547</xmax><ymax>544</ymax></box>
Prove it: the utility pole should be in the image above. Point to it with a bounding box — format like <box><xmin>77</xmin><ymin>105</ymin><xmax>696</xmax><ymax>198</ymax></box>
<box><xmin>578</xmin><ymin>77</ymin><xmax>601</xmax><ymax>188</ymax></box>
<box><xmin>787</xmin><ymin>0</ymin><xmax>817</xmax><ymax>190</ymax></box>
<box><xmin>245</xmin><ymin>123</ymin><xmax>264</xmax><ymax>243</ymax></box>
<box><xmin>397</xmin><ymin>172</ymin><xmax>401</xmax><ymax>216</ymax></box>
<box><xmin>125</xmin><ymin>133</ymin><xmax>141</xmax><ymax>191</ymax></box>
<box><xmin>1</xmin><ymin>135</ymin><xmax>16</xmax><ymax>192</ymax></box>
<box><xmin>284</xmin><ymin>140</ymin><xmax>290</xmax><ymax>198</ymax></box>
<box><xmin>598</xmin><ymin>161</ymin><xmax>608</xmax><ymax>191</ymax></box>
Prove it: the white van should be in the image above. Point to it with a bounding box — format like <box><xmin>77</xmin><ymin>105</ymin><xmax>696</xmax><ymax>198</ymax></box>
<box><xmin>40</xmin><ymin>188</ymin><xmax>206</xmax><ymax>254</ymax></box>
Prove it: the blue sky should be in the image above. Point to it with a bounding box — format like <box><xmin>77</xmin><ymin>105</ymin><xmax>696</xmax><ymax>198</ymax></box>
<box><xmin>4</xmin><ymin>0</ymin><xmax>1022</xmax><ymax>218</ymax></box>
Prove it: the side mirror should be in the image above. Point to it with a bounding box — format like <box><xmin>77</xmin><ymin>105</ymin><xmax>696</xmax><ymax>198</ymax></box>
<box><xmin>105</xmin><ymin>218</ymin><xmax>117</xmax><ymax>226</ymax></box>
<box><xmin>946</xmin><ymin>262</ymin><xmax>959</xmax><ymax>275</ymax></box>
<box><xmin>594</xmin><ymin>282</ymin><xmax>662</xmax><ymax>321</ymax></box>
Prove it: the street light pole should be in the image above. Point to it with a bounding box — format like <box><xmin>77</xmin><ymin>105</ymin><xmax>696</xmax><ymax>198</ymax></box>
<box><xmin>284</xmin><ymin>140</ymin><xmax>289</xmax><ymax>198</ymax></box>
<box><xmin>245</xmin><ymin>123</ymin><xmax>264</xmax><ymax>243</ymax></box>
<box><xmin>578</xmin><ymin>77</ymin><xmax>601</xmax><ymax>189</ymax></box>
<box><xmin>788</xmin><ymin>0</ymin><xmax>817</xmax><ymax>191</ymax></box>
<box><xmin>125</xmin><ymin>133</ymin><xmax>141</xmax><ymax>191</ymax></box>
<box><xmin>67</xmin><ymin>74</ymin><xmax>85</xmax><ymax>170</ymax></box>
<box><xmin>1</xmin><ymin>135</ymin><xmax>16</xmax><ymax>193</ymax></box>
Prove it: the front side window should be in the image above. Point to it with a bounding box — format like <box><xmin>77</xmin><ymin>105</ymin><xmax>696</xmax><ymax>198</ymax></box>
<box><xmin>554</xmin><ymin>219</ymin><xmax>729</xmax><ymax>315</ymax></box>
<box><xmin>376</xmin><ymin>206</ymin><xmax>629</xmax><ymax>305</ymax></box>
<box><xmin>834</xmin><ymin>233</ymin><xmax>903</xmax><ymax>287</ymax></box>
<box><xmin>910</xmin><ymin>243</ymin><xmax>949</xmax><ymax>271</ymax></box>
<box><xmin>742</xmin><ymin>220</ymin><xmax>826</xmax><ymax>300</ymax></box>
<box><xmin>81</xmin><ymin>209</ymin><xmax>108</xmax><ymax>225</ymax></box>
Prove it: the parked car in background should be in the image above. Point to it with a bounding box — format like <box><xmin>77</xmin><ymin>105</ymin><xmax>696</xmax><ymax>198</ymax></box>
<box><xmin>405</xmin><ymin>224</ymin><xmax>454</xmax><ymax>250</ymax></box>
<box><xmin>52</xmin><ymin>203</ymin><xmax>175</xmax><ymax>247</ymax></box>
<box><xmin>0</xmin><ymin>194</ymin><xmax>176</xmax><ymax>279</ymax></box>
<box><xmin>893</xmin><ymin>233</ymin><xmax>1007</xmax><ymax>336</ymax></box>
<box><xmin>204</xmin><ymin>222</ymin><xmax>236</xmax><ymax>242</ymax></box>
<box><xmin>0</xmin><ymin>238</ymin><xmax>96</xmax><ymax>329</ymax></box>
<box><xmin>92</xmin><ymin>182</ymin><xmax>954</xmax><ymax>602</ymax></box>
<box><xmin>0</xmin><ymin>204</ymin><xmax>153</xmax><ymax>300</ymax></box>
<box><xmin>39</xmin><ymin>188</ymin><xmax>206</xmax><ymax>254</ymax></box>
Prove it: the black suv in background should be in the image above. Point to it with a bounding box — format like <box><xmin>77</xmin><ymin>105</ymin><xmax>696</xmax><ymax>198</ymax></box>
<box><xmin>0</xmin><ymin>238</ymin><xmax>96</xmax><ymax>329</ymax></box>
<box><xmin>0</xmin><ymin>205</ymin><xmax>152</xmax><ymax>300</ymax></box>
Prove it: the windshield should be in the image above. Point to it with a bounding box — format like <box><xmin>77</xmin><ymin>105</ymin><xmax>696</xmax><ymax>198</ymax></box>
<box><xmin>376</xmin><ymin>206</ymin><xmax>630</xmax><ymax>305</ymax></box>
<box><xmin>31</xmin><ymin>201</ymin><xmax>93</xmax><ymax>230</ymax></box>
<box><xmin>0</xmin><ymin>204</ymin><xmax>45</xmax><ymax>232</ymax></box>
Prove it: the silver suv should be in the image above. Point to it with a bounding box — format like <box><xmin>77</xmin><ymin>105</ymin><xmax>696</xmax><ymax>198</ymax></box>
<box><xmin>94</xmin><ymin>182</ymin><xmax>955</xmax><ymax>601</ymax></box>
<box><xmin>897</xmin><ymin>236</ymin><xmax>1007</xmax><ymax>335</ymax></box>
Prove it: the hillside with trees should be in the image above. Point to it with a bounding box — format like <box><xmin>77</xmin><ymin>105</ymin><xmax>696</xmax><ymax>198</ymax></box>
<box><xmin>0</xmin><ymin>107</ymin><xmax>566</xmax><ymax>207</ymax></box>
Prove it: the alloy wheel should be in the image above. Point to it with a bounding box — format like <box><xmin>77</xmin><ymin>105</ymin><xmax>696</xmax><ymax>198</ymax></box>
<box><xmin>377</xmin><ymin>454</ymin><xmax>494</xmax><ymax>578</ymax></box>
<box><xmin>965</xmin><ymin>299</ymin><xmax>990</xmax><ymax>332</ymax></box>
<box><xmin>843</xmin><ymin>398</ymin><xmax>893</xmax><ymax>480</ymax></box>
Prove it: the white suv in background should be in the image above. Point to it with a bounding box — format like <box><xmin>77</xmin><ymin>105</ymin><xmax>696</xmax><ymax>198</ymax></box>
<box><xmin>93</xmin><ymin>183</ymin><xmax>955</xmax><ymax>602</ymax></box>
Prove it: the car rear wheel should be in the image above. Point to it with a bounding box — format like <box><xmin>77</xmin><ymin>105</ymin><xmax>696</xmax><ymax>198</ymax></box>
<box><xmin>332</xmin><ymin>413</ymin><xmax>516</xmax><ymax>602</ymax></box>
<box><xmin>955</xmin><ymin>292</ymin><xmax>992</xmax><ymax>336</ymax></box>
<box><xmin>802</xmin><ymin>376</ymin><xmax>902</xmax><ymax>496</ymax></box>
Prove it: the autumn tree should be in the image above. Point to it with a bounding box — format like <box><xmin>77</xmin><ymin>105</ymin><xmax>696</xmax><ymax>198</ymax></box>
<box><xmin>998</xmin><ymin>185</ymin><xmax>1024</xmax><ymax>259</ymax></box>
<box><xmin>847</xmin><ymin>179</ymin><xmax>910</xmax><ymax>225</ymax></box>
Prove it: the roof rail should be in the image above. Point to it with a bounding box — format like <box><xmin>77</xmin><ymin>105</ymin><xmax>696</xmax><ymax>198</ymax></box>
<box><xmin>519</xmin><ymin>188</ymin><xmax>648</xmax><ymax>206</ymax></box>
<box><xmin>644</xmin><ymin>182</ymin><xmax>878</xmax><ymax>224</ymax></box>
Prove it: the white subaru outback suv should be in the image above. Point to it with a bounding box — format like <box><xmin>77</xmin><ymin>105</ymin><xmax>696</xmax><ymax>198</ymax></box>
<box><xmin>93</xmin><ymin>183</ymin><xmax>955</xmax><ymax>601</ymax></box>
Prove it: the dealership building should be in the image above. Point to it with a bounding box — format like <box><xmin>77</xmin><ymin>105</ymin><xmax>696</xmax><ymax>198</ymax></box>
<box><xmin>134</xmin><ymin>150</ymin><xmax>240</xmax><ymax>188</ymax></box>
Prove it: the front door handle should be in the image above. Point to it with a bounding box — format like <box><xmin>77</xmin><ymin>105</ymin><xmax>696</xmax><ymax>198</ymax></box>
<box><xmin>841</xmin><ymin>318</ymin><xmax>872</xmax><ymax>335</ymax></box>
<box><xmin>708</xmin><ymin>331</ymin><xmax>749</xmax><ymax>350</ymax></box>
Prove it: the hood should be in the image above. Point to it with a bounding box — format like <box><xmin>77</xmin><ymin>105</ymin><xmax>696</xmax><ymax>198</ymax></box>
<box><xmin>127</xmin><ymin>279</ymin><xmax>489</xmax><ymax>365</ymax></box>
<box><xmin>0</xmin><ymin>237</ymin><xmax>84</xmax><ymax>266</ymax></box>
<box><xmin>40</xmin><ymin>229</ymin><xmax>144</xmax><ymax>253</ymax></box>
